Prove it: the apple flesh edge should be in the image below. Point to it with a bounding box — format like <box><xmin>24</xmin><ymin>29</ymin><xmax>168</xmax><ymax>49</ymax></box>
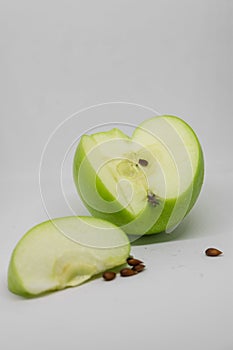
<box><xmin>8</xmin><ymin>216</ymin><xmax>130</xmax><ymax>297</ymax></box>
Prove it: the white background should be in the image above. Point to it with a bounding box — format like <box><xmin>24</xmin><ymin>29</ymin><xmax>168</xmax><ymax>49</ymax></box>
<box><xmin>1</xmin><ymin>1</ymin><xmax>233</xmax><ymax>349</ymax></box>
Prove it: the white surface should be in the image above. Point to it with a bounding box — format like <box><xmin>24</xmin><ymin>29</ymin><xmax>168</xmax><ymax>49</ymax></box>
<box><xmin>1</xmin><ymin>1</ymin><xmax>233</xmax><ymax>349</ymax></box>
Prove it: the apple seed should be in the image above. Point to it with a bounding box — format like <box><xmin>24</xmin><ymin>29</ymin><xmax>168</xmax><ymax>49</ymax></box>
<box><xmin>205</xmin><ymin>248</ymin><xmax>223</xmax><ymax>257</ymax></box>
<box><xmin>132</xmin><ymin>264</ymin><xmax>145</xmax><ymax>272</ymax></box>
<box><xmin>120</xmin><ymin>268</ymin><xmax>137</xmax><ymax>277</ymax></box>
<box><xmin>103</xmin><ymin>271</ymin><xmax>116</xmax><ymax>281</ymax></box>
<box><xmin>127</xmin><ymin>258</ymin><xmax>143</xmax><ymax>266</ymax></box>
<box><xmin>147</xmin><ymin>192</ymin><xmax>160</xmax><ymax>207</ymax></box>
<box><xmin>138</xmin><ymin>159</ymin><xmax>148</xmax><ymax>167</ymax></box>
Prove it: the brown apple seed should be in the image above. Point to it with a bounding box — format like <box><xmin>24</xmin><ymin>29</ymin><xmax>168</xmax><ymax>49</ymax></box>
<box><xmin>132</xmin><ymin>264</ymin><xmax>145</xmax><ymax>272</ymax></box>
<box><xmin>127</xmin><ymin>258</ymin><xmax>143</xmax><ymax>266</ymax></box>
<box><xmin>120</xmin><ymin>268</ymin><xmax>137</xmax><ymax>277</ymax></box>
<box><xmin>205</xmin><ymin>248</ymin><xmax>223</xmax><ymax>257</ymax></box>
<box><xmin>103</xmin><ymin>271</ymin><xmax>116</xmax><ymax>281</ymax></box>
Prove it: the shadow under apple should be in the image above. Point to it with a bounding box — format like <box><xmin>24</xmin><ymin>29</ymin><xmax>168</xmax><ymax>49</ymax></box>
<box><xmin>130</xmin><ymin>201</ymin><xmax>210</xmax><ymax>246</ymax></box>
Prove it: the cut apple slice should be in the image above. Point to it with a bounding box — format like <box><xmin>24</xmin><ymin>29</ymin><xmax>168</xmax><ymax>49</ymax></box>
<box><xmin>73</xmin><ymin>115</ymin><xmax>204</xmax><ymax>235</ymax></box>
<box><xmin>8</xmin><ymin>216</ymin><xmax>130</xmax><ymax>297</ymax></box>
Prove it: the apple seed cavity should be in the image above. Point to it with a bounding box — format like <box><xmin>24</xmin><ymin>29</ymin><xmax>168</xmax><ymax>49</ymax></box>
<box><xmin>147</xmin><ymin>191</ymin><xmax>160</xmax><ymax>207</ymax></box>
<box><xmin>116</xmin><ymin>160</ymin><xmax>138</xmax><ymax>178</ymax></box>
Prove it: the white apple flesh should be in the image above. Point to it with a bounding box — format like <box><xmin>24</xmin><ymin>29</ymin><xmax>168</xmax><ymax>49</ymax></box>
<box><xmin>73</xmin><ymin>115</ymin><xmax>204</xmax><ymax>235</ymax></box>
<box><xmin>8</xmin><ymin>216</ymin><xmax>130</xmax><ymax>297</ymax></box>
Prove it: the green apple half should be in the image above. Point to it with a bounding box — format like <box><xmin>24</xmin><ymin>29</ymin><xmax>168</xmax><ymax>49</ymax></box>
<box><xmin>8</xmin><ymin>216</ymin><xmax>130</xmax><ymax>297</ymax></box>
<box><xmin>73</xmin><ymin>115</ymin><xmax>204</xmax><ymax>235</ymax></box>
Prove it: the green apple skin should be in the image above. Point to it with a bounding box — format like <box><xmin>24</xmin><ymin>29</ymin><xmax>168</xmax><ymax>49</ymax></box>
<box><xmin>8</xmin><ymin>216</ymin><xmax>130</xmax><ymax>297</ymax></box>
<box><xmin>73</xmin><ymin>115</ymin><xmax>204</xmax><ymax>235</ymax></box>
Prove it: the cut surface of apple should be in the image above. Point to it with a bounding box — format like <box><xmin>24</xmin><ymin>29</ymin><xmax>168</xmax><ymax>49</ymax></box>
<box><xmin>73</xmin><ymin>115</ymin><xmax>204</xmax><ymax>235</ymax></box>
<box><xmin>8</xmin><ymin>216</ymin><xmax>130</xmax><ymax>297</ymax></box>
